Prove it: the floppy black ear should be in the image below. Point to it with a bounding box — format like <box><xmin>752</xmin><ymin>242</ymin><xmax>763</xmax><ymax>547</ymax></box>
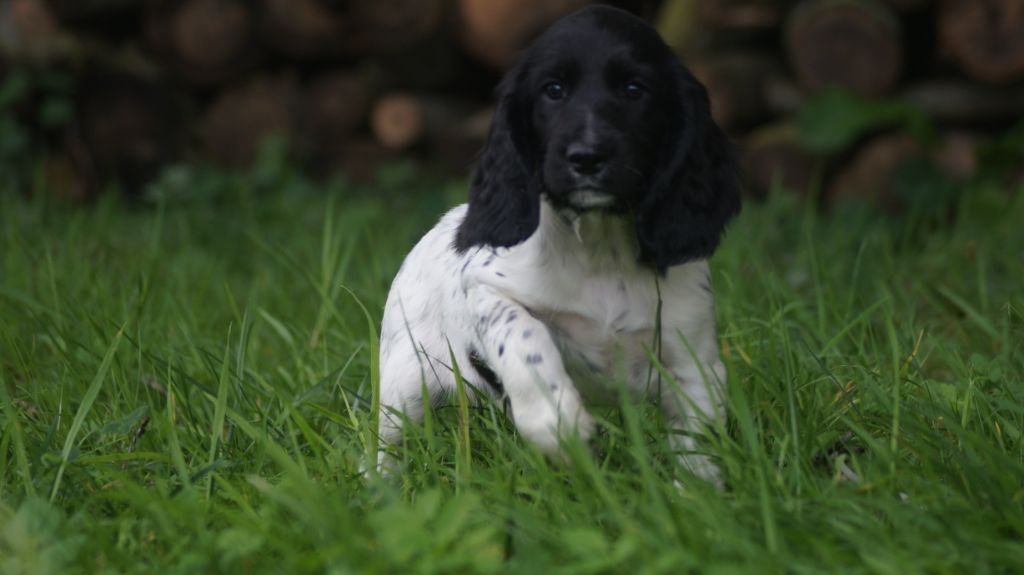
<box><xmin>454</xmin><ymin>69</ymin><xmax>540</xmax><ymax>252</ymax></box>
<box><xmin>635</xmin><ymin>61</ymin><xmax>741</xmax><ymax>271</ymax></box>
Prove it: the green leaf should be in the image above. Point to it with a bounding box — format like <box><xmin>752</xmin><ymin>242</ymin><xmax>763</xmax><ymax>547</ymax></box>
<box><xmin>798</xmin><ymin>88</ymin><xmax>933</xmax><ymax>154</ymax></box>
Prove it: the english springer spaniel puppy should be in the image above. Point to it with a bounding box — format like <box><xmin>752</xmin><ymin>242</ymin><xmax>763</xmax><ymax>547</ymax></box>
<box><xmin>377</xmin><ymin>5</ymin><xmax>740</xmax><ymax>486</ymax></box>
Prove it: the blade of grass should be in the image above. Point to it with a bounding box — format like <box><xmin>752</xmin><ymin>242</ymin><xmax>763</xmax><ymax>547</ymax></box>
<box><xmin>50</xmin><ymin>322</ymin><xmax>125</xmax><ymax>502</ymax></box>
<box><xmin>0</xmin><ymin>371</ymin><xmax>35</xmax><ymax>497</ymax></box>
<box><xmin>449</xmin><ymin>344</ymin><xmax>472</xmax><ymax>485</ymax></box>
<box><xmin>340</xmin><ymin>286</ymin><xmax>380</xmax><ymax>467</ymax></box>
<box><xmin>207</xmin><ymin>326</ymin><xmax>233</xmax><ymax>501</ymax></box>
<box><xmin>936</xmin><ymin>286</ymin><xmax>999</xmax><ymax>339</ymax></box>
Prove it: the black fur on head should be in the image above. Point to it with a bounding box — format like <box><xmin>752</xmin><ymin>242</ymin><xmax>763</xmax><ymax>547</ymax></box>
<box><xmin>455</xmin><ymin>5</ymin><xmax>740</xmax><ymax>270</ymax></box>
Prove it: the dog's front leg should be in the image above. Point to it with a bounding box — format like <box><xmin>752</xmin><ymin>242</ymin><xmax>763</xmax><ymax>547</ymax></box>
<box><xmin>660</xmin><ymin>360</ymin><xmax>727</xmax><ymax>490</ymax></box>
<box><xmin>466</xmin><ymin>284</ymin><xmax>595</xmax><ymax>459</ymax></box>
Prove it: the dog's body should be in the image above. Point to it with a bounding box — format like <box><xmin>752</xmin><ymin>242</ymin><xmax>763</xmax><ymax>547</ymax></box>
<box><xmin>377</xmin><ymin>6</ymin><xmax>740</xmax><ymax>485</ymax></box>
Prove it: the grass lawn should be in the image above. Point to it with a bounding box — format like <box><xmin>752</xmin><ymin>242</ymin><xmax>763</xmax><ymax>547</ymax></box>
<box><xmin>1</xmin><ymin>167</ymin><xmax>1022</xmax><ymax>574</ymax></box>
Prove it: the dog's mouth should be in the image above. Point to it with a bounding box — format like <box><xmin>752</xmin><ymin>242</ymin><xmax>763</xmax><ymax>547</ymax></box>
<box><xmin>567</xmin><ymin>188</ymin><xmax>616</xmax><ymax>209</ymax></box>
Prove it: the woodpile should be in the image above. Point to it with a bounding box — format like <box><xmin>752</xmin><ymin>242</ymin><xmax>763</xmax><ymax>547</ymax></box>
<box><xmin>0</xmin><ymin>0</ymin><xmax>1020</xmax><ymax>203</ymax></box>
<box><xmin>665</xmin><ymin>0</ymin><xmax>1024</xmax><ymax>207</ymax></box>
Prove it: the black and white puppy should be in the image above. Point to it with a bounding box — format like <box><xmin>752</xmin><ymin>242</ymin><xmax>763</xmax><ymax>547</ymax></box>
<box><xmin>377</xmin><ymin>6</ymin><xmax>740</xmax><ymax>485</ymax></box>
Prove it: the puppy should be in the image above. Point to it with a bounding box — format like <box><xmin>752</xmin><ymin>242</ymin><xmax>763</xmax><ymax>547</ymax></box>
<box><xmin>376</xmin><ymin>5</ymin><xmax>740</xmax><ymax>485</ymax></box>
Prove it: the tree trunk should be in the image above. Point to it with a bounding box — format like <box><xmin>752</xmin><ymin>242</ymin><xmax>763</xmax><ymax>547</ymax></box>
<box><xmin>786</xmin><ymin>0</ymin><xmax>903</xmax><ymax>96</ymax></box>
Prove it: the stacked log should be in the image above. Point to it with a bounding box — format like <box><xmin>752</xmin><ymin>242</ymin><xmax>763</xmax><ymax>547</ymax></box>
<box><xmin>785</xmin><ymin>0</ymin><xmax>903</xmax><ymax>97</ymax></box>
<box><xmin>0</xmin><ymin>0</ymin><xmax>1021</xmax><ymax>202</ymax></box>
<box><xmin>682</xmin><ymin>0</ymin><xmax>1024</xmax><ymax>206</ymax></box>
<box><xmin>144</xmin><ymin>0</ymin><xmax>261</xmax><ymax>87</ymax></box>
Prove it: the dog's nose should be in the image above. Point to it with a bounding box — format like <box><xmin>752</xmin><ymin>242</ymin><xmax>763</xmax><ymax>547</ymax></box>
<box><xmin>567</xmin><ymin>142</ymin><xmax>608</xmax><ymax>176</ymax></box>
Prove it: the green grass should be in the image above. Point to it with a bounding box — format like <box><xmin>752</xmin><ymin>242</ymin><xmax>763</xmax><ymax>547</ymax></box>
<box><xmin>1</xmin><ymin>169</ymin><xmax>1022</xmax><ymax>574</ymax></box>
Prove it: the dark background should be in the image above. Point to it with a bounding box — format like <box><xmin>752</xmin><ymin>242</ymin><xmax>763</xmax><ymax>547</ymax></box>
<box><xmin>1</xmin><ymin>0</ymin><xmax>1022</xmax><ymax>208</ymax></box>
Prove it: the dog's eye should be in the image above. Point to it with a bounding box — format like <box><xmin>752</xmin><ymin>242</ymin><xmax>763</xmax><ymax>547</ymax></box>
<box><xmin>543</xmin><ymin>82</ymin><xmax>566</xmax><ymax>101</ymax></box>
<box><xmin>623</xmin><ymin>81</ymin><xmax>647</xmax><ymax>101</ymax></box>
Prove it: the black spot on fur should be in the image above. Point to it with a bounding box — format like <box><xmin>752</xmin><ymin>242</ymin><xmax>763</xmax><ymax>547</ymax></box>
<box><xmin>469</xmin><ymin>348</ymin><xmax>504</xmax><ymax>396</ymax></box>
<box><xmin>526</xmin><ymin>353</ymin><xmax>543</xmax><ymax>365</ymax></box>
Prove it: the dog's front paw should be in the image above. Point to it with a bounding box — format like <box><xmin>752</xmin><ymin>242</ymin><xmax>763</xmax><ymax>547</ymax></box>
<box><xmin>512</xmin><ymin>382</ymin><xmax>594</xmax><ymax>461</ymax></box>
<box><xmin>675</xmin><ymin>453</ymin><xmax>724</xmax><ymax>491</ymax></box>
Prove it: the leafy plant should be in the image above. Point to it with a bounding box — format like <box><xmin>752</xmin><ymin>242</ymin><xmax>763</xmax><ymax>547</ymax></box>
<box><xmin>797</xmin><ymin>88</ymin><xmax>934</xmax><ymax>154</ymax></box>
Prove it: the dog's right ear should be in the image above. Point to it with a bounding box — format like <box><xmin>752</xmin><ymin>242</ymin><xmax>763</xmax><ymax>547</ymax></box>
<box><xmin>455</xmin><ymin>67</ymin><xmax>541</xmax><ymax>252</ymax></box>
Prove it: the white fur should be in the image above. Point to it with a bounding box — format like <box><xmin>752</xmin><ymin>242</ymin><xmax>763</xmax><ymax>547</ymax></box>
<box><xmin>378</xmin><ymin>199</ymin><xmax>726</xmax><ymax>485</ymax></box>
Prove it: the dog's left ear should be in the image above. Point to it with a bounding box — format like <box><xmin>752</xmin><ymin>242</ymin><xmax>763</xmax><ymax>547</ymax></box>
<box><xmin>635</xmin><ymin>61</ymin><xmax>741</xmax><ymax>271</ymax></box>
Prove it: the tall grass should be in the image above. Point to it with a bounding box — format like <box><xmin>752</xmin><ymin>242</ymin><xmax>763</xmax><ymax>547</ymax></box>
<box><xmin>1</xmin><ymin>175</ymin><xmax>1022</xmax><ymax>573</ymax></box>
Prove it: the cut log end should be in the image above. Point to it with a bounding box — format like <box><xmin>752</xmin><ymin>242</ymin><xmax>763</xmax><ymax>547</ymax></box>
<box><xmin>786</xmin><ymin>0</ymin><xmax>903</xmax><ymax>96</ymax></box>
<box><xmin>257</xmin><ymin>0</ymin><xmax>345</xmax><ymax>58</ymax></box>
<box><xmin>146</xmin><ymin>0</ymin><xmax>258</xmax><ymax>86</ymax></box>
<box><xmin>371</xmin><ymin>94</ymin><xmax>426</xmax><ymax>150</ymax></box>
<box><xmin>940</xmin><ymin>0</ymin><xmax>1024</xmax><ymax>84</ymax></box>
<box><xmin>690</xmin><ymin>53</ymin><xmax>778</xmax><ymax>132</ymax></box>
<box><xmin>201</xmin><ymin>75</ymin><xmax>298</xmax><ymax>168</ymax></box>
<box><xmin>741</xmin><ymin>123</ymin><xmax>821</xmax><ymax>199</ymax></box>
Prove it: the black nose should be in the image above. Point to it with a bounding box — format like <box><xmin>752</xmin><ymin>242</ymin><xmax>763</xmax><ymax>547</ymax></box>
<box><xmin>567</xmin><ymin>142</ymin><xmax>608</xmax><ymax>176</ymax></box>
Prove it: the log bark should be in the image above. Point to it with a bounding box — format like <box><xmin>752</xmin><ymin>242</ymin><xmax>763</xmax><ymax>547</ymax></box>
<box><xmin>880</xmin><ymin>0</ymin><xmax>929</xmax><ymax>11</ymax></box>
<box><xmin>433</xmin><ymin>105</ymin><xmax>493</xmax><ymax>173</ymax></box>
<box><xmin>786</xmin><ymin>0</ymin><xmax>903</xmax><ymax>96</ymax></box>
<box><xmin>939</xmin><ymin>0</ymin><xmax>1024</xmax><ymax>84</ymax></box>
<box><xmin>145</xmin><ymin>0</ymin><xmax>259</xmax><ymax>87</ymax></box>
<box><xmin>201</xmin><ymin>74</ymin><xmax>298</xmax><ymax>168</ymax></box>
<box><xmin>689</xmin><ymin>53</ymin><xmax>779</xmax><ymax>132</ymax></box>
<box><xmin>0</xmin><ymin>0</ymin><xmax>71</xmax><ymax>61</ymax></box>
<box><xmin>741</xmin><ymin>122</ymin><xmax>822</xmax><ymax>199</ymax></box>
<box><xmin>827</xmin><ymin>131</ymin><xmax>979</xmax><ymax>208</ymax></box>
<box><xmin>332</xmin><ymin>137</ymin><xmax>398</xmax><ymax>183</ymax></box>
<box><xmin>346</xmin><ymin>0</ymin><xmax>447</xmax><ymax>55</ymax></box>
<box><xmin>697</xmin><ymin>0</ymin><xmax>781</xmax><ymax>29</ymax></box>
<box><xmin>899</xmin><ymin>81</ymin><xmax>1024</xmax><ymax>125</ymax></box>
<box><xmin>46</xmin><ymin>0</ymin><xmax>136</xmax><ymax>24</ymax></box>
<box><xmin>457</xmin><ymin>0</ymin><xmax>591</xmax><ymax>68</ymax></box>
<box><xmin>76</xmin><ymin>68</ymin><xmax>185</xmax><ymax>193</ymax></box>
<box><xmin>44</xmin><ymin>147</ymin><xmax>97</xmax><ymax>201</ymax></box>
<box><xmin>827</xmin><ymin>133</ymin><xmax>919</xmax><ymax>207</ymax></box>
<box><xmin>255</xmin><ymin>0</ymin><xmax>345</xmax><ymax>59</ymax></box>
<box><xmin>300</xmin><ymin>71</ymin><xmax>371</xmax><ymax>172</ymax></box>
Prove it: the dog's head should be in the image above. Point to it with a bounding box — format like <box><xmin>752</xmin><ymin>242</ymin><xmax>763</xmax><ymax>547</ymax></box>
<box><xmin>455</xmin><ymin>5</ymin><xmax>740</xmax><ymax>270</ymax></box>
